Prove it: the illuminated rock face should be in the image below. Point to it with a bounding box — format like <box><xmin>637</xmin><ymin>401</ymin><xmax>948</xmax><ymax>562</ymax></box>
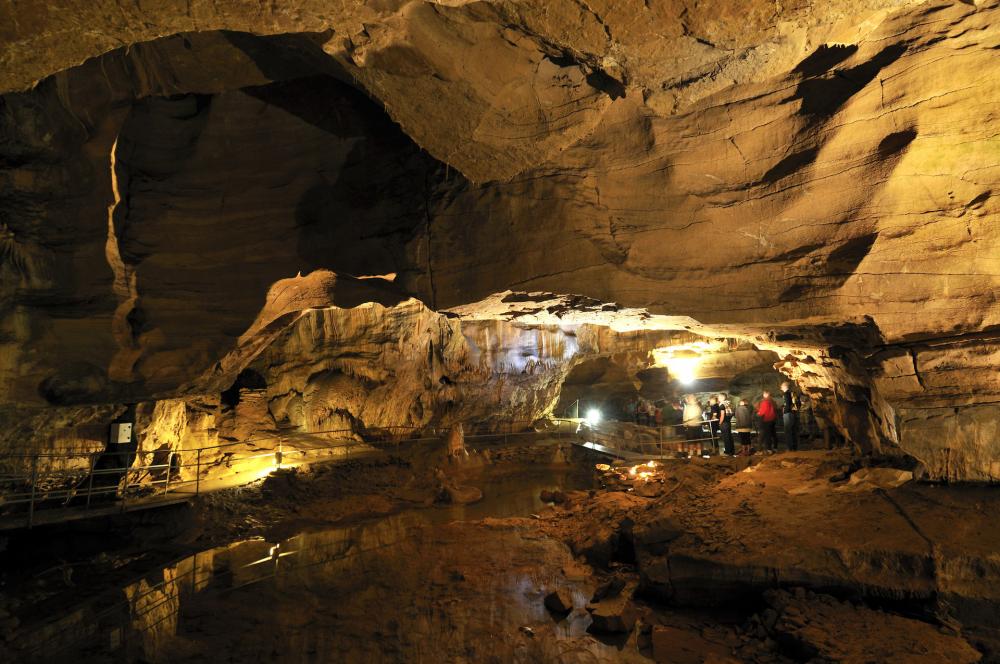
<box><xmin>0</xmin><ymin>1</ymin><xmax>998</xmax><ymax>479</ymax></box>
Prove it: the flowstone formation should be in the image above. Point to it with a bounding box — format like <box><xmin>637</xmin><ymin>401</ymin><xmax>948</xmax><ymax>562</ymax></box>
<box><xmin>0</xmin><ymin>1</ymin><xmax>998</xmax><ymax>479</ymax></box>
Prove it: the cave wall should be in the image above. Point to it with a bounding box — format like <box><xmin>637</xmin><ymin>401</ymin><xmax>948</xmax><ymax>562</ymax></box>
<box><xmin>404</xmin><ymin>2</ymin><xmax>1000</xmax><ymax>476</ymax></box>
<box><xmin>0</xmin><ymin>34</ymin><xmax>443</xmax><ymax>407</ymax></box>
<box><xmin>248</xmin><ymin>298</ymin><xmax>690</xmax><ymax>434</ymax></box>
<box><xmin>0</xmin><ymin>1</ymin><xmax>998</xmax><ymax>479</ymax></box>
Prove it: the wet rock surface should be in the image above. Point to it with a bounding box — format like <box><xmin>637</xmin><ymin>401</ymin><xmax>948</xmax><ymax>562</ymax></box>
<box><xmin>529</xmin><ymin>450</ymin><xmax>995</xmax><ymax>660</ymax></box>
<box><xmin>757</xmin><ymin>588</ymin><xmax>981</xmax><ymax>663</ymax></box>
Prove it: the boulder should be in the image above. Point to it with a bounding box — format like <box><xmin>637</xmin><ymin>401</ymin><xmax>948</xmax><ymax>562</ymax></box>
<box><xmin>587</xmin><ymin>591</ymin><xmax>637</xmax><ymax>634</ymax></box>
<box><xmin>543</xmin><ymin>589</ymin><xmax>573</xmax><ymax>616</ymax></box>
<box><xmin>840</xmin><ymin>467</ymin><xmax>913</xmax><ymax>491</ymax></box>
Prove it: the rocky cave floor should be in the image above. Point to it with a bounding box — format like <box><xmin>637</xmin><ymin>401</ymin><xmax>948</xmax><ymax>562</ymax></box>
<box><xmin>0</xmin><ymin>441</ymin><xmax>997</xmax><ymax>663</ymax></box>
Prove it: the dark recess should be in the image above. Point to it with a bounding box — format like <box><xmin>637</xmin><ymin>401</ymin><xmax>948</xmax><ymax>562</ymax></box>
<box><xmin>877</xmin><ymin>128</ymin><xmax>918</xmax><ymax>158</ymax></box>
<box><xmin>221</xmin><ymin>368</ymin><xmax>268</xmax><ymax>409</ymax></box>
<box><xmin>786</xmin><ymin>43</ymin><xmax>908</xmax><ymax>118</ymax></box>
<box><xmin>793</xmin><ymin>44</ymin><xmax>859</xmax><ymax>77</ymax></box>
<box><xmin>761</xmin><ymin>147</ymin><xmax>820</xmax><ymax>184</ymax></box>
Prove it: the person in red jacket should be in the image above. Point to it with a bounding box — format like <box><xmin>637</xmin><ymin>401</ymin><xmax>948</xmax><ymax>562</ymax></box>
<box><xmin>756</xmin><ymin>390</ymin><xmax>779</xmax><ymax>453</ymax></box>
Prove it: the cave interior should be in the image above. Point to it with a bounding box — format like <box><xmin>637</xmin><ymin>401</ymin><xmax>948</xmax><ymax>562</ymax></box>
<box><xmin>1</xmin><ymin>1</ymin><xmax>999</xmax><ymax>662</ymax></box>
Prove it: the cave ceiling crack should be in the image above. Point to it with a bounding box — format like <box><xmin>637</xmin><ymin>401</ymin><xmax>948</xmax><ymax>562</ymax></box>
<box><xmin>569</xmin><ymin>0</ymin><xmax>613</xmax><ymax>45</ymax></box>
<box><xmin>504</xmin><ymin>262</ymin><xmax>608</xmax><ymax>289</ymax></box>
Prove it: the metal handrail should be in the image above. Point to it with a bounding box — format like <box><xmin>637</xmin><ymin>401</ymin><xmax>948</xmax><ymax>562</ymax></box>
<box><xmin>1</xmin><ymin>415</ymin><xmax>723</xmax><ymax>528</ymax></box>
<box><xmin>0</xmin><ymin>419</ymin><xmax>585</xmax><ymax>528</ymax></box>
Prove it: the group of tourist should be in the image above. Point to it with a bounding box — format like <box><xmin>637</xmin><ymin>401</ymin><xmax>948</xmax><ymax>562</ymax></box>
<box><xmin>634</xmin><ymin>398</ymin><xmax>664</xmax><ymax>426</ymax></box>
<box><xmin>655</xmin><ymin>382</ymin><xmax>802</xmax><ymax>456</ymax></box>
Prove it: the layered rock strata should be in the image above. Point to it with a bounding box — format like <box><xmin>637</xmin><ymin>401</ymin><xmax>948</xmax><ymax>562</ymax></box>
<box><xmin>0</xmin><ymin>1</ymin><xmax>998</xmax><ymax>479</ymax></box>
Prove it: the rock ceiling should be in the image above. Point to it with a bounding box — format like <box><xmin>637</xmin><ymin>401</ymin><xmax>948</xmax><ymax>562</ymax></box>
<box><xmin>0</xmin><ymin>0</ymin><xmax>998</xmax><ymax>479</ymax></box>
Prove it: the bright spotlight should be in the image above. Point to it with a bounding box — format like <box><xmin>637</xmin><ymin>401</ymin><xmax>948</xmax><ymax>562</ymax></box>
<box><xmin>668</xmin><ymin>357</ymin><xmax>699</xmax><ymax>385</ymax></box>
<box><xmin>585</xmin><ymin>408</ymin><xmax>602</xmax><ymax>426</ymax></box>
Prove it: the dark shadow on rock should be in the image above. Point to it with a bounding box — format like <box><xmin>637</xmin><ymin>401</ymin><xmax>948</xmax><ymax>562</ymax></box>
<box><xmin>544</xmin><ymin>52</ymin><xmax>626</xmax><ymax>100</ymax></box>
<box><xmin>761</xmin><ymin>147</ymin><xmax>820</xmax><ymax>184</ymax></box>
<box><xmin>221</xmin><ymin>30</ymin><xmax>346</xmax><ymax>86</ymax></box>
<box><xmin>793</xmin><ymin>44</ymin><xmax>859</xmax><ymax>77</ymax></box>
<box><xmin>38</xmin><ymin>362</ymin><xmax>113</xmax><ymax>405</ymax></box>
<box><xmin>827</xmin><ymin>233</ymin><xmax>878</xmax><ymax>274</ymax></box>
<box><xmin>240</xmin><ymin>75</ymin><xmax>395</xmax><ymax>140</ymax></box>
<box><xmin>778</xmin><ymin>282</ymin><xmax>811</xmax><ymax>304</ymax></box>
<box><xmin>221</xmin><ymin>368</ymin><xmax>268</xmax><ymax>409</ymax></box>
<box><xmin>116</xmin><ymin>93</ymin><xmax>214</xmax><ymax>266</ymax></box>
<box><xmin>778</xmin><ymin>233</ymin><xmax>879</xmax><ymax>304</ymax></box>
<box><xmin>758</xmin><ymin>242</ymin><xmax>828</xmax><ymax>264</ymax></box>
<box><xmin>272</xmin><ymin>76</ymin><xmax>451</xmax><ymax>277</ymax></box>
<box><xmin>586</xmin><ymin>69</ymin><xmax>626</xmax><ymax>100</ymax></box>
<box><xmin>966</xmin><ymin>190</ymin><xmax>991</xmax><ymax>208</ymax></box>
<box><xmin>877</xmin><ymin>128</ymin><xmax>918</xmax><ymax>159</ymax></box>
<box><xmin>786</xmin><ymin>43</ymin><xmax>908</xmax><ymax>118</ymax></box>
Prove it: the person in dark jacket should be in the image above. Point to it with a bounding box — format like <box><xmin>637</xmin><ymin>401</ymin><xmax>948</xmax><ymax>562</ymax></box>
<box><xmin>756</xmin><ymin>390</ymin><xmax>779</xmax><ymax>452</ymax></box>
<box><xmin>707</xmin><ymin>396</ymin><xmax>721</xmax><ymax>444</ymax></box>
<box><xmin>780</xmin><ymin>381</ymin><xmax>799</xmax><ymax>451</ymax></box>
<box><xmin>715</xmin><ymin>393</ymin><xmax>734</xmax><ymax>455</ymax></box>
<box><xmin>733</xmin><ymin>398</ymin><xmax>753</xmax><ymax>453</ymax></box>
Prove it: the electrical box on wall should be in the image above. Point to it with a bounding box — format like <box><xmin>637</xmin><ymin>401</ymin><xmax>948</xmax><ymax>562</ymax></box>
<box><xmin>110</xmin><ymin>422</ymin><xmax>133</xmax><ymax>445</ymax></box>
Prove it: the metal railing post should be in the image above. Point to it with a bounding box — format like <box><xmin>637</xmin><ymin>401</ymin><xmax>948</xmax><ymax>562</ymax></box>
<box><xmin>164</xmin><ymin>452</ymin><xmax>173</xmax><ymax>495</ymax></box>
<box><xmin>121</xmin><ymin>459</ymin><xmax>129</xmax><ymax>513</ymax></box>
<box><xmin>86</xmin><ymin>451</ymin><xmax>96</xmax><ymax>509</ymax></box>
<box><xmin>28</xmin><ymin>453</ymin><xmax>39</xmax><ymax>528</ymax></box>
<box><xmin>195</xmin><ymin>448</ymin><xmax>202</xmax><ymax>497</ymax></box>
<box><xmin>191</xmin><ymin>551</ymin><xmax>198</xmax><ymax>596</ymax></box>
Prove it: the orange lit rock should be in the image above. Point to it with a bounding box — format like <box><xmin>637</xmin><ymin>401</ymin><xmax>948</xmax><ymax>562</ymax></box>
<box><xmin>0</xmin><ymin>1</ymin><xmax>998</xmax><ymax>479</ymax></box>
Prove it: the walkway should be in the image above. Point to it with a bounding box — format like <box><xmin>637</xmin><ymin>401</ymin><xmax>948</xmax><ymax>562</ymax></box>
<box><xmin>0</xmin><ymin>422</ymin><xmax>573</xmax><ymax>531</ymax></box>
<box><xmin>0</xmin><ymin>434</ymin><xmax>395</xmax><ymax>531</ymax></box>
<box><xmin>572</xmin><ymin>440</ymin><xmax>653</xmax><ymax>460</ymax></box>
<box><xmin>0</xmin><ymin>418</ymin><xmax>730</xmax><ymax>530</ymax></box>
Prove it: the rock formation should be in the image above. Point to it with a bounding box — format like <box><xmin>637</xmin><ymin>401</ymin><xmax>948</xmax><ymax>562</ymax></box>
<box><xmin>0</xmin><ymin>1</ymin><xmax>998</xmax><ymax>480</ymax></box>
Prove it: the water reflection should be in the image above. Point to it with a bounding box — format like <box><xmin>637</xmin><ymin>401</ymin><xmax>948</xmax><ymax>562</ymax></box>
<box><xmin>103</xmin><ymin>467</ymin><xmax>625</xmax><ymax>663</ymax></box>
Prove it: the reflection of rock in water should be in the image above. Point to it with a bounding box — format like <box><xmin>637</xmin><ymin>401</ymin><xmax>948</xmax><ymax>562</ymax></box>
<box><xmin>154</xmin><ymin>522</ymin><xmax>641</xmax><ymax>663</ymax></box>
<box><xmin>100</xmin><ymin>467</ymin><xmax>599</xmax><ymax>663</ymax></box>
<box><xmin>124</xmin><ymin>570</ymin><xmax>180</xmax><ymax>657</ymax></box>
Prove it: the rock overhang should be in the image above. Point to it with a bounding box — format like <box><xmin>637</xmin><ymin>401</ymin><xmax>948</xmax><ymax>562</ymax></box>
<box><xmin>0</xmin><ymin>0</ymin><xmax>998</xmax><ymax>479</ymax></box>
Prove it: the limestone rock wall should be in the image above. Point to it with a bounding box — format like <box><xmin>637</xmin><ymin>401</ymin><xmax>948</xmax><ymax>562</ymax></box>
<box><xmin>0</xmin><ymin>1</ymin><xmax>998</xmax><ymax>479</ymax></box>
<box><xmin>0</xmin><ymin>39</ymin><xmax>437</xmax><ymax>407</ymax></box>
<box><xmin>249</xmin><ymin>298</ymin><xmax>686</xmax><ymax>435</ymax></box>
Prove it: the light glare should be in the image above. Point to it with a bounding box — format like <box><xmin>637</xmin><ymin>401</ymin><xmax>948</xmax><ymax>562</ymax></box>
<box><xmin>669</xmin><ymin>357</ymin><xmax>699</xmax><ymax>384</ymax></box>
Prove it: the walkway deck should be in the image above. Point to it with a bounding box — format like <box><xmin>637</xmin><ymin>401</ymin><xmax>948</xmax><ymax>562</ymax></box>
<box><xmin>0</xmin><ymin>445</ymin><xmax>380</xmax><ymax>532</ymax></box>
<box><xmin>0</xmin><ymin>422</ymin><xmax>685</xmax><ymax>531</ymax></box>
<box><xmin>571</xmin><ymin>440</ymin><xmax>688</xmax><ymax>461</ymax></box>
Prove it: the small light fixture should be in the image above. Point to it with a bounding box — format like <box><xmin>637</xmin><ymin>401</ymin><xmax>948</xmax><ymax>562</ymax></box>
<box><xmin>585</xmin><ymin>408</ymin><xmax>602</xmax><ymax>426</ymax></box>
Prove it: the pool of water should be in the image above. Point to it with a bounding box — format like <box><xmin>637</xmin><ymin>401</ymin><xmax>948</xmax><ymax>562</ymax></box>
<box><xmin>19</xmin><ymin>464</ymin><xmax>621</xmax><ymax>663</ymax></box>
